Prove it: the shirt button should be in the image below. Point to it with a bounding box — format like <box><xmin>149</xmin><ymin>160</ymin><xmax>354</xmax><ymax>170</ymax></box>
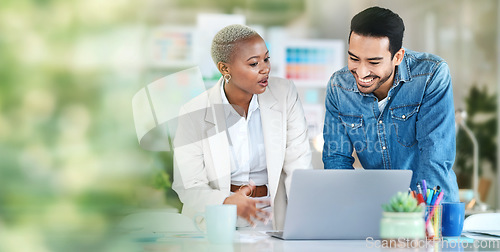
<box><xmin>379</xmin><ymin>120</ymin><xmax>383</xmax><ymax>124</ymax></box>
<box><xmin>388</xmin><ymin>97</ymin><xmax>391</xmax><ymax>100</ymax></box>
<box><xmin>382</xmin><ymin>146</ymin><xmax>386</xmax><ymax>150</ymax></box>
<box><xmin>402</xmin><ymin>115</ymin><xmax>406</xmax><ymax>119</ymax></box>
<box><xmin>351</xmin><ymin>124</ymin><xmax>355</xmax><ymax>127</ymax></box>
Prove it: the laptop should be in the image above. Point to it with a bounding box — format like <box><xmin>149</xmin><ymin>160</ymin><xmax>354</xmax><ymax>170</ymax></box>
<box><xmin>267</xmin><ymin>169</ymin><xmax>412</xmax><ymax>240</ymax></box>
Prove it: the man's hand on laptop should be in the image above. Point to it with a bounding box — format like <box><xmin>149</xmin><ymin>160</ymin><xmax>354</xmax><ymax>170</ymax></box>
<box><xmin>223</xmin><ymin>185</ymin><xmax>271</xmax><ymax>227</ymax></box>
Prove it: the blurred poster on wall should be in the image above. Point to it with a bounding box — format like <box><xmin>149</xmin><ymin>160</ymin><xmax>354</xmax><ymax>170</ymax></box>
<box><xmin>277</xmin><ymin>39</ymin><xmax>345</xmax><ymax>87</ymax></box>
<box><xmin>145</xmin><ymin>26</ymin><xmax>197</xmax><ymax>68</ymax></box>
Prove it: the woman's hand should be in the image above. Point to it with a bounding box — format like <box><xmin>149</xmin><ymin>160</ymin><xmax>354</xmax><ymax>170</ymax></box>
<box><xmin>223</xmin><ymin>185</ymin><xmax>271</xmax><ymax>227</ymax></box>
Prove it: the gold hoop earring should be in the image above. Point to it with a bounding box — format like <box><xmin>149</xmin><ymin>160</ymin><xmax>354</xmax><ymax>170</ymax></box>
<box><xmin>224</xmin><ymin>74</ymin><xmax>231</xmax><ymax>83</ymax></box>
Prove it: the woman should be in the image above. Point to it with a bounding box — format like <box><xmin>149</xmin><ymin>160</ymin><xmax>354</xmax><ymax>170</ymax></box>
<box><xmin>172</xmin><ymin>24</ymin><xmax>312</xmax><ymax>230</ymax></box>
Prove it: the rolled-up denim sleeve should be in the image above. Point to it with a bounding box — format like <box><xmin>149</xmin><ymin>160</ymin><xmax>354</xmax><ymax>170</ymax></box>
<box><xmin>322</xmin><ymin>78</ymin><xmax>355</xmax><ymax>169</ymax></box>
<box><xmin>414</xmin><ymin>62</ymin><xmax>459</xmax><ymax>202</ymax></box>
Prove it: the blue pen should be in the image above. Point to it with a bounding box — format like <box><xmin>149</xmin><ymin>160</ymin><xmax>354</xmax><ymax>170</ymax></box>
<box><xmin>422</xmin><ymin>180</ymin><xmax>427</xmax><ymax>201</ymax></box>
<box><xmin>427</xmin><ymin>188</ymin><xmax>435</xmax><ymax>205</ymax></box>
<box><xmin>430</xmin><ymin>186</ymin><xmax>440</xmax><ymax>205</ymax></box>
<box><xmin>426</xmin><ymin>189</ymin><xmax>431</xmax><ymax>204</ymax></box>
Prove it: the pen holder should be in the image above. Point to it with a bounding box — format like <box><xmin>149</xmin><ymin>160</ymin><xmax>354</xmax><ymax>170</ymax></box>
<box><xmin>425</xmin><ymin>205</ymin><xmax>442</xmax><ymax>240</ymax></box>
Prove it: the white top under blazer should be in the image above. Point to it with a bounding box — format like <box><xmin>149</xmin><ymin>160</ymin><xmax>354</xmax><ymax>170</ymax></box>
<box><xmin>172</xmin><ymin>76</ymin><xmax>312</xmax><ymax>230</ymax></box>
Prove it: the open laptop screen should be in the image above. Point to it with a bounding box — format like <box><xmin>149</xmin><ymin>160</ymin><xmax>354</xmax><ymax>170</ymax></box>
<box><xmin>272</xmin><ymin>169</ymin><xmax>412</xmax><ymax>240</ymax></box>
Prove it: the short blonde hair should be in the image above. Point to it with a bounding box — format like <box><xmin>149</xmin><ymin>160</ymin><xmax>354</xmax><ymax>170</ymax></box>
<box><xmin>211</xmin><ymin>24</ymin><xmax>259</xmax><ymax>65</ymax></box>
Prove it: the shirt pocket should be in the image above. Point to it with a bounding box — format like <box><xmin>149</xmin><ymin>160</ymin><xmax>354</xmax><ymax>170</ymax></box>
<box><xmin>338</xmin><ymin>114</ymin><xmax>367</xmax><ymax>152</ymax></box>
<box><xmin>389</xmin><ymin>104</ymin><xmax>420</xmax><ymax>147</ymax></box>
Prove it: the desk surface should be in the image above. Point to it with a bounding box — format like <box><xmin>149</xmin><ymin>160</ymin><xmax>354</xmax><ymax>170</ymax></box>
<box><xmin>124</xmin><ymin>230</ymin><xmax>497</xmax><ymax>252</ymax></box>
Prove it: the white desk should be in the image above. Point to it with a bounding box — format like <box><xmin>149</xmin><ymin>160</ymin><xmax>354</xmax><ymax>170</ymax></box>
<box><xmin>128</xmin><ymin>230</ymin><xmax>484</xmax><ymax>252</ymax></box>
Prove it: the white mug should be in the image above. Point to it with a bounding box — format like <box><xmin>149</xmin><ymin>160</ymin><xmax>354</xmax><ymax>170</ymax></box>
<box><xmin>193</xmin><ymin>204</ymin><xmax>237</xmax><ymax>244</ymax></box>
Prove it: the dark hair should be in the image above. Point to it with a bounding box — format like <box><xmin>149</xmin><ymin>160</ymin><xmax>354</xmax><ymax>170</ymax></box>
<box><xmin>349</xmin><ymin>6</ymin><xmax>405</xmax><ymax>58</ymax></box>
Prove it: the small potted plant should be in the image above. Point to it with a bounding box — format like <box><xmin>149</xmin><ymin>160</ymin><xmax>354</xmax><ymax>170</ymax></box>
<box><xmin>380</xmin><ymin>192</ymin><xmax>425</xmax><ymax>247</ymax></box>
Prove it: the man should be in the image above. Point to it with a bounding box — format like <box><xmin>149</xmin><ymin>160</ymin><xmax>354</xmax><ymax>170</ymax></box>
<box><xmin>322</xmin><ymin>6</ymin><xmax>459</xmax><ymax>202</ymax></box>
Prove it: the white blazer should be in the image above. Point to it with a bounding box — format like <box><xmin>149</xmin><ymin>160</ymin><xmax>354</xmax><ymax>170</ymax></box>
<box><xmin>172</xmin><ymin>77</ymin><xmax>312</xmax><ymax>230</ymax></box>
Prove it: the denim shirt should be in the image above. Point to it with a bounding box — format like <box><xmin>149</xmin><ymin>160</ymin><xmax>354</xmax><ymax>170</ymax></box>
<box><xmin>322</xmin><ymin>49</ymin><xmax>459</xmax><ymax>202</ymax></box>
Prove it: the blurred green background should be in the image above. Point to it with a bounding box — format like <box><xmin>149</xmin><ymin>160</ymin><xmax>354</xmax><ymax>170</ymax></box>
<box><xmin>0</xmin><ymin>1</ymin><xmax>169</xmax><ymax>251</ymax></box>
<box><xmin>0</xmin><ymin>1</ymin><xmax>309</xmax><ymax>250</ymax></box>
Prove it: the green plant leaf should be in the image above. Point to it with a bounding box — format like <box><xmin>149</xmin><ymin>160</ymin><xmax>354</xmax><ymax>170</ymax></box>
<box><xmin>382</xmin><ymin>191</ymin><xmax>422</xmax><ymax>212</ymax></box>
